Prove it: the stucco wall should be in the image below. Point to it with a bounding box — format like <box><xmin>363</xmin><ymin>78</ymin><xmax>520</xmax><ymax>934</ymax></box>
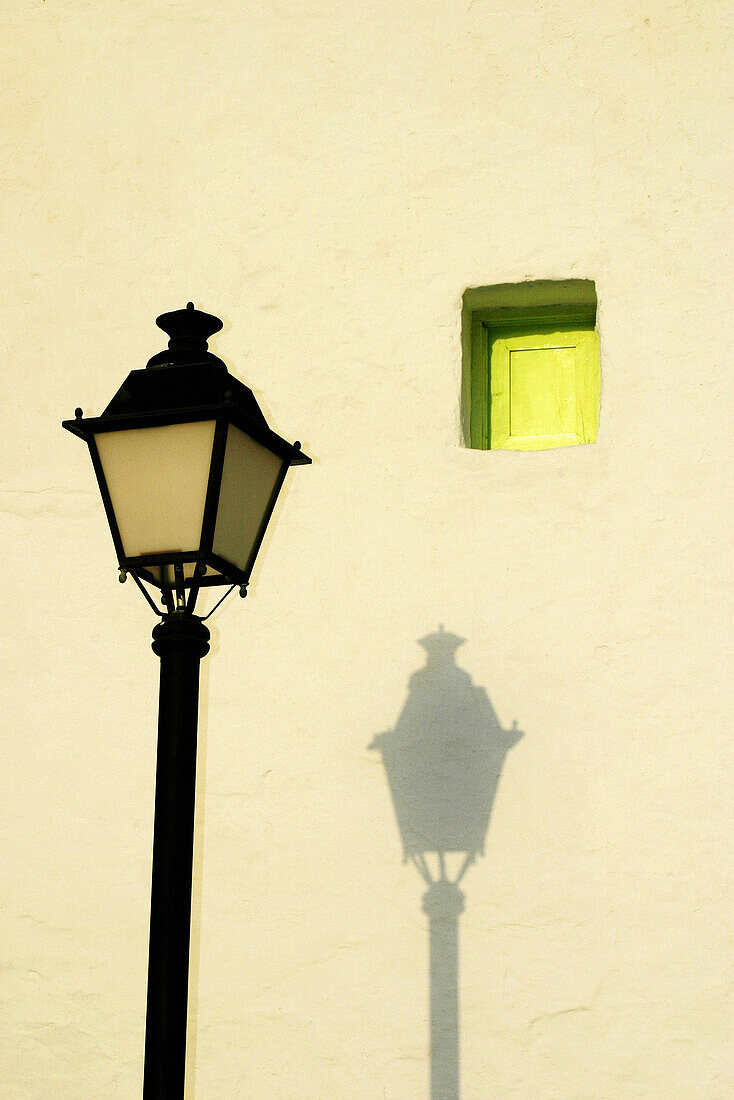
<box><xmin>2</xmin><ymin>2</ymin><xmax>732</xmax><ymax>1096</ymax></box>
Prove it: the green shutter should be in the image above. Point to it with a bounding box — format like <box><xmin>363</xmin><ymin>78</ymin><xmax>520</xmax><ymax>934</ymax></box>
<box><xmin>489</xmin><ymin>326</ymin><xmax>599</xmax><ymax>450</ymax></box>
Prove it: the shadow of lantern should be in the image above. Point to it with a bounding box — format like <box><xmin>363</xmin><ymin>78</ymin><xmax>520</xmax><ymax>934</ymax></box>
<box><xmin>371</xmin><ymin>628</ymin><xmax>522</xmax><ymax>1100</ymax></box>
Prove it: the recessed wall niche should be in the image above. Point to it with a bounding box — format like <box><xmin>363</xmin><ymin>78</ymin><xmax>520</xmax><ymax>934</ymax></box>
<box><xmin>461</xmin><ymin>280</ymin><xmax>599</xmax><ymax>450</ymax></box>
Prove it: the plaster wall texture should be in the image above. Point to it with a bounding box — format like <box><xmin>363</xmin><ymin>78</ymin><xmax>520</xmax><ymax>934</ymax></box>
<box><xmin>1</xmin><ymin>2</ymin><xmax>732</xmax><ymax>1097</ymax></box>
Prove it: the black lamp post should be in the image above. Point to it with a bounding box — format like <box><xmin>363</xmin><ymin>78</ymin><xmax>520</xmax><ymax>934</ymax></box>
<box><xmin>63</xmin><ymin>304</ymin><xmax>310</xmax><ymax>1098</ymax></box>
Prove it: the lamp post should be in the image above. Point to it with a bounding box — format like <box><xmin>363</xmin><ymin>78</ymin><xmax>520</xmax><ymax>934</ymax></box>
<box><xmin>63</xmin><ymin>304</ymin><xmax>310</xmax><ymax>1098</ymax></box>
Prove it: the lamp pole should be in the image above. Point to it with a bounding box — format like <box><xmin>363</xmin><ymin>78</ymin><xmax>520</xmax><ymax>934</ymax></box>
<box><xmin>144</xmin><ymin>614</ymin><xmax>210</xmax><ymax>1098</ymax></box>
<box><xmin>63</xmin><ymin>305</ymin><xmax>311</xmax><ymax>1099</ymax></box>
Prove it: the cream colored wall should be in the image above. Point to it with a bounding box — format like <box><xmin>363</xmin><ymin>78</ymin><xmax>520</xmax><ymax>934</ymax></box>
<box><xmin>2</xmin><ymin>2</ymin><xmax>732</xmax><ymax>1097</ymax></box>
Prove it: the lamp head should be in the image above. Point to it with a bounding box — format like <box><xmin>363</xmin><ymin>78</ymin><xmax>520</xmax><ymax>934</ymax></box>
<box><xmin>63</xmin><ymin>305</ymin><xmax>310</xmax><ymax>613</ymax></box>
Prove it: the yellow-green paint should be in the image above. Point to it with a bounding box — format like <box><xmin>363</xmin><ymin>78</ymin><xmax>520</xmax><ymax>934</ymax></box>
<box><xmin>490</xmin><ymin>327</ymin><xmax>599</xmax><ymax>450</ymax></box>
<box><xmin>462</xmin><ymin>280</ymin><xmax>599</xmax><ymax>450</ymax></box>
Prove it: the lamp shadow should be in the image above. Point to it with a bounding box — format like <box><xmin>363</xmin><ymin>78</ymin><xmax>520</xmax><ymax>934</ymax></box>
<box><xmin>371</xmin><ymin>627</ymin><xmax>522</xmax><ymax>1100</ymax></box>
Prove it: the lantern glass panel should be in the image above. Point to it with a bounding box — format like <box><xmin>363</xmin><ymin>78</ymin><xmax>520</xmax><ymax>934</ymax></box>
<box><xmin>95</xmin><ymin>420</ymin><xmax>216</xmax><ymax>558</ymax></box>
<box><xmin>212</xmin><ymin>424</ymin><xmax>285</xmax><ymax>572</ymax></box>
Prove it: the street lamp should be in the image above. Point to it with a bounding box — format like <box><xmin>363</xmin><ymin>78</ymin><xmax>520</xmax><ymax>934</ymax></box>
<box><xmin>63</xmin><ymin>304</ymin><xmax>310</xmax><ymax>1098</ymax></box>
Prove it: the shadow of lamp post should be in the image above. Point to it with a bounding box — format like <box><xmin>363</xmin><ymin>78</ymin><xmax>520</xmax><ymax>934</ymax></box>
<box><xmin>371</xmin><ymin>628</ymin><xmax>522</xmax><ymax>1100</ymax></box>
<box><xmin>62</xmin><ymin>305</ymin><xmax>310</xmax><ymax>1099</ymax></box>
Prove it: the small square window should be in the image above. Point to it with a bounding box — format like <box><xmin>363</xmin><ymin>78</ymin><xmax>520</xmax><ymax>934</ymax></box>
<box><xmin>462</xmin><ymin>280</ymin><xmax>600</xmax><ymax>450</ymax></box>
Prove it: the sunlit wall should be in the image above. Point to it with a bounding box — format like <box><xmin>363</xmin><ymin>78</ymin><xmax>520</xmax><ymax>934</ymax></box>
<box><xmin>2</xmin><ymin>2</ymin><xmax>731</xmax><ymax>1097</ymax></box>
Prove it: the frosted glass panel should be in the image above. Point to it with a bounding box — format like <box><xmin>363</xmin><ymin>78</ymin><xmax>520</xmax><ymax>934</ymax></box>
<box><xmin>212</xmin><ymin>425</ymin><xmax>284</xmax><ymax>572</ymax></box>
<box><xmin>95</xmin><ymin>421</ymin><xmax>216</xmax><ymax>557</ymax></box>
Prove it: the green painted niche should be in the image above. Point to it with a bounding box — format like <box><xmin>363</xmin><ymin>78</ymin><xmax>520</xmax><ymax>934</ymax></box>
<box><xmin>461</xmin><ymin>280</ymin><xmax>599</xmax><ymax>450</ymax></box>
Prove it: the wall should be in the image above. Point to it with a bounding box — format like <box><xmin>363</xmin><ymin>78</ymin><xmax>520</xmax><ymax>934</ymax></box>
<box><xmin>2</xmin><ymin>2</ymin><xmax>731</xmax><ymax>1096</ymax></box>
